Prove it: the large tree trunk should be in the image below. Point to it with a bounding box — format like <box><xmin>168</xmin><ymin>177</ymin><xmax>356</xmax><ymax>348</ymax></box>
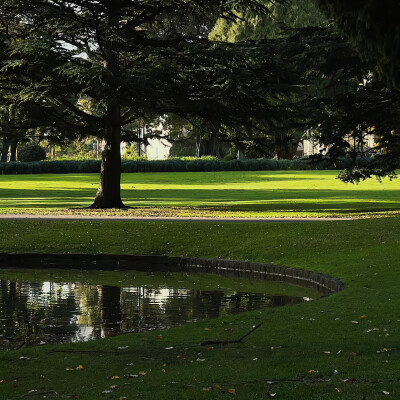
<box><xmin>90</xmin><ymin>100</ymin><xmax>126</xmax><ymax>209</ymax></box>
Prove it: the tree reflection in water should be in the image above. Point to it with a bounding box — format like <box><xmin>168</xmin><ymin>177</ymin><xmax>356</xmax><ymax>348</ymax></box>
<box><xmin>0</xmin><ymin>279</ymin><xmax>307</xmax><ymax>350</ymax></box>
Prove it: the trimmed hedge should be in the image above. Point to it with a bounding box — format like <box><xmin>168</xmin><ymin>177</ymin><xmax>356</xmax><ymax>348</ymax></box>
<box><xmin>0</xmin><ymin>157</ymin><xmax>368</xmax><ymax>175</ymax></box>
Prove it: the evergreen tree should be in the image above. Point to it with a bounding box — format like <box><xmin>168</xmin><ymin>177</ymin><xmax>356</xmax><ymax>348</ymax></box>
<box><xmin>317</xmin><ymin>0</ymin><xmax>400</xmax><ymax>89</ymax></box>
<box><xmin>314</xmin><ymin>0</ymin><xmax>400</xmax><ymax>181</ymax></box>
<box><xmin>0</xmin><ymin>0</ymin><xmax>305</xmax><ymax>208</ymax></box>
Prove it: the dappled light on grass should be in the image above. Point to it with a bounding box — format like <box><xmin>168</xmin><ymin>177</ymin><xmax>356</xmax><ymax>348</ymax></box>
<box><xmin>0</xmin><ymin>170</ymin><xmax>399</xmax><ymax>217</ymax></box>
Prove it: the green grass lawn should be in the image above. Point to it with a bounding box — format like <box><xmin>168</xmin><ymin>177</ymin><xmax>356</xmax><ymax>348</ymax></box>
<box><xmin>0</xmin><ymin>170</ymin><xmax>400</xmax><ymax>217</ymax></box>
<box><xmin>0</xmin><ymin>218</ymin><xmax>400</xmax><ymax>399</ymax></box>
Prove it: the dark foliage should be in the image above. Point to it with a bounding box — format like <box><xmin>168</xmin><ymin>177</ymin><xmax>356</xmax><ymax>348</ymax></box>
<box><xmin>17</xmin><ymin>144</ymin><xmax>47</xmax><ymax>162</ymax></box>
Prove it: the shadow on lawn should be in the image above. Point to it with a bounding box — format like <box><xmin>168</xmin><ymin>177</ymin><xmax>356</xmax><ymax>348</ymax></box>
<box><xmin>0</xmin><ymin>186</ymin><xmax>399</xmax><ymax>213</ymax></box>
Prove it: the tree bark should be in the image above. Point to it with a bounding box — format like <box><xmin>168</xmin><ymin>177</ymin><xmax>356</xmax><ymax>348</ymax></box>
<box><xmin>90</xmin><ymin>100</ymin><xmax>127</xmax><ymax>209</ymax></box>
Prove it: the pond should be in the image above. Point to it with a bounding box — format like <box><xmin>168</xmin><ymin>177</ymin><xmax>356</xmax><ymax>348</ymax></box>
<box><xmin>0</xmin><ymin>269</ymin><xmax>320</xmax><ymax>350</ymax></box>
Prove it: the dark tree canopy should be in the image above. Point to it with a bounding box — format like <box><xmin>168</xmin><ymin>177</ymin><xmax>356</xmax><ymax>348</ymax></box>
<box><xmin>313</xmin><ymin>0</ymin><xmax>400</xmax><ymax>181</ymax></box>
<box><xmin>317</xmin><ymin>0</ymin><xmax>400</xmax><ymax>88</ymax></box>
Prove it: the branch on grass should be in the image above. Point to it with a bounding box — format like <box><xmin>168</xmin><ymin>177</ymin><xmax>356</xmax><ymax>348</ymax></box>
<box><xmin>47</xmin><ymin>349</ymin><xmax>122</xmax><ymax>354</ymax></box>
<box><xmin>200</xmin><ymin>322</ymin><xmax>263</xmax><ymax>346</ymax></box>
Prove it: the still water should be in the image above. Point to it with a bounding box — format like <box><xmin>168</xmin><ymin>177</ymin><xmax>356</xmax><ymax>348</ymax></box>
<box><xmin>0</xmin><ymin>278</ymin><xmax>311</xmax><ymax>349</ymax></box>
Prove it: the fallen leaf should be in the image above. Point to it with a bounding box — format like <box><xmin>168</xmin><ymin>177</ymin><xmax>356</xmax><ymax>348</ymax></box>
<box><xmin>204</xmin><ymin>328</ymin><xmax>210</xmax><ymax>331</ymax></box>
<box><xmin>76</xmin><ymin>365</ymin><xmax>83</xmax><ymax>370</ymax></box>
<box><xmin>323</xmin><ymin>351</ymin><xmax>331</xmax><ymax>355</ymax></box>
<box><xmin>202</xmin><ymin>387</ymin><xmax>212</xmax><ymax>391</ymax></box>
<box><xmin>138</xmin><ymin>371</ymin><xmax>147</xmax><ymax>376</ymax></box>
<box><xmin>0</xmin><ymin>380</ymin><xmax>6</xmax><ymax>384</ymax></box>
<box><xmin>308</xmin><ymin>370</ymin><xmax>317</xmax><ymax>374</ymax></box>
<box><xmin>177</xmin><ymin>355</ymin><xmax>182</xmax><ymax>359</ymax></box>
<box><xmin>65</xmin><ymin>367</ymin><xmax>74</xmax><ymax>371</ymax></box>
<box><xmin>215</xmin><ymin>385</ymin><xmax>222</xmax><ymax>390</ymax></box>
<box><xmin>361</xmin><ymin>315</ymin><xmax>367</xmax><ymax>318</ymax></box>
<box><xmin>110</xmin><ymin>376</ymin><xmax>120</xmax><ymax>380</ymax></box>
<box><xmin>162</xmin><ymin>369</ymin><xmax>166</xmax><ymax>373</ymax></box>
<box><xmin>335</xmin><ymin>388</ymin><xmax>342</xmax><ymax>393</ymax></box>
<box><xmin>228</xmin><ymin>388</ymin><xmax>236</xmax><ymax>395</ymax></box>
<box><xmin>110</xmin><ymin>385</ymin><xmax>119</xmax><ymax>390</ymax></box>
<box><xmin>350</xmin><ymin>352</ymin><xmax>357</xmax><ymax>357</ymax></box>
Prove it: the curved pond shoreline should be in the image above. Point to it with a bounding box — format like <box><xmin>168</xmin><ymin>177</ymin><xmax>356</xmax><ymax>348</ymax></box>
<box><xmin>0</xmin><ymin>253</ymin><xmax>344</xmax><ymax>296</ymax></box>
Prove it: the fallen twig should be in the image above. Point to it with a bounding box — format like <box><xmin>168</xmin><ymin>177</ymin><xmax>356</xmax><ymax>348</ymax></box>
<box><xmin>201</xmin><ymin>322</ymin><xmax>263</xmax><ymax>346</ymax></box>
<box><xmin>47</xmin><ymin>350</ymin><xmax>121</xmax><ymax>354</ymax></box>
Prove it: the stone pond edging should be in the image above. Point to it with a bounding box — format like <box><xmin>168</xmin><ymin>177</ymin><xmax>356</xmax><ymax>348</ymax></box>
<box><xmin>0</xmin><ymin>253</ymin><xmax>344</xmax><ymax>296</ymax></box>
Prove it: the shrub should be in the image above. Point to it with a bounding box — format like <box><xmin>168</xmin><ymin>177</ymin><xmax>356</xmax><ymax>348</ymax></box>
<box><xmin>18</xmin><ymin>144</ymin><xmax>47</xmax><ymax>162</ymax></box>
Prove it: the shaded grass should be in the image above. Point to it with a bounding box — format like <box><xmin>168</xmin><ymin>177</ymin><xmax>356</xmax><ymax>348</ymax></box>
<box><xmin>0</xmin><ymin>170</ymin><xmax>400</xmax><ymax>217</ymax></box>
<box><xmin>0</xmin><ymin>218</ymin><xmax>400</xmax><ymax>398</ymax></box>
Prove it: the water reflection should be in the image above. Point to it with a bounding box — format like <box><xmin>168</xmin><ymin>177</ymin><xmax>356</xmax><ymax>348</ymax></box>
<box><xmin>0</xmin><ymin>279</ymin><xmax>307</xmax><ymax>349</ymax></box>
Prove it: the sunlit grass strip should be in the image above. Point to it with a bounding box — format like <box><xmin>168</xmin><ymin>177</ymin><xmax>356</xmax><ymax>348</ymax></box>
<box><xmin>0</xmin><ymin>170</ymin><xmax>399</xmax><ymax>217</ymax></box>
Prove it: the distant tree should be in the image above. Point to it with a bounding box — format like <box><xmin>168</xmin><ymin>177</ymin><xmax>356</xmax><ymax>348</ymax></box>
<box><xmin>209</xmin><ymin>0</ymin><xmax>329</xmax><ymax>159</ymax></box>
<box><xmin>211</xmin><ymin>0</ymin><xmax>327</xmax><ymax>42</ymax></box>
<box><xmin>18</xmin><ymin>143</ymin><xmax>47</xmax><ymax>162</ymax></box>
